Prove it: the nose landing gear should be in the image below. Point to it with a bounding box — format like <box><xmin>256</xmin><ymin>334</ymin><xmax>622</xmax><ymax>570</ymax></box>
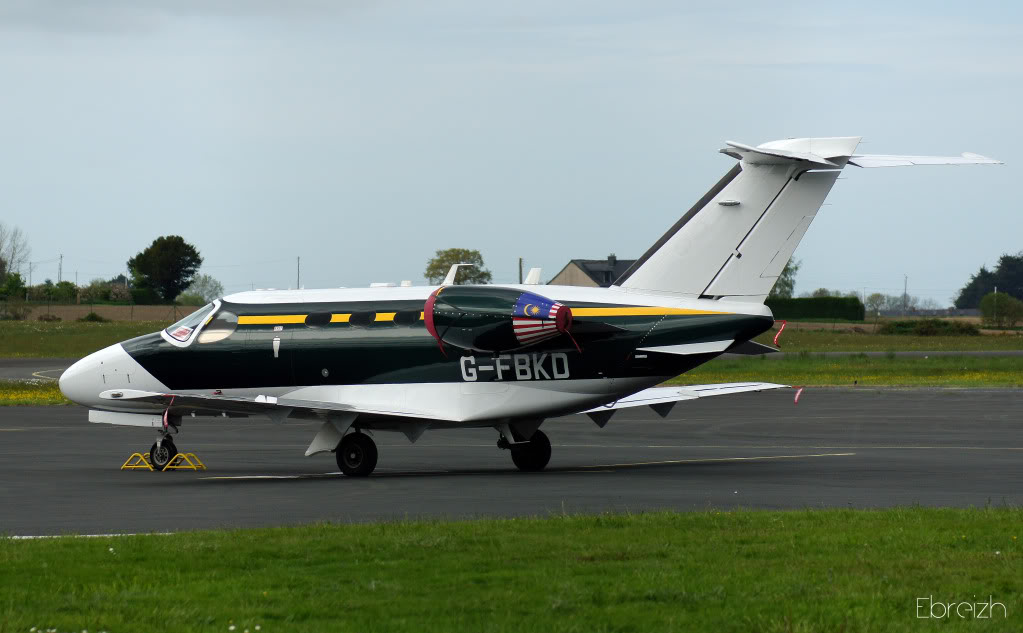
<box><xmin>148</xmin><ymin>409</ymin><xmax>181</xmax><ymax>471</ymax></box>
<box><xmin>149</xmin><ymin>438</ymin><xmax>179</xmax><ymax>471</ymax></box>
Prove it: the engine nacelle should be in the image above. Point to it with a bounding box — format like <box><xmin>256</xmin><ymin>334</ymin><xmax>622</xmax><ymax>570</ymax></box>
<box><xmin>424</xmin><ymin>286</ymin><xmax>572</xmax><ymax>353</ymax></box>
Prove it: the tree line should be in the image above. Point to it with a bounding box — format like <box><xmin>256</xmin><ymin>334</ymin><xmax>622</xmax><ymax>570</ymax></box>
<box><xmin>0</xmin><ymin>228</ymin><xmax>223</xmax><ymax>310</ymax></box>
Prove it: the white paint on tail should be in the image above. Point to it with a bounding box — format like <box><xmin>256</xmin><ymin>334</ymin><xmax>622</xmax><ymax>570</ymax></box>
<box><xmin>616</xmin><ymin>136</ymin><xmax>1001</xmax><ymax>303</ymax></box>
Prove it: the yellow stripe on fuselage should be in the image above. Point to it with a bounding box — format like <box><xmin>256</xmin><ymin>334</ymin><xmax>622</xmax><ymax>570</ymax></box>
<box><xmin>236</xmin><ymin>306</ymin><xmax>726</xmax><ymax>325</ymax></box>
<box><xmin>571</xmin><ymin>307</ymin><xmax>728</xmax><ymax>317</ymax></box>
<box><xmin>237</xmin><ymin>314</ymin><xmax>307</xmax><ymax>325</ymax></box>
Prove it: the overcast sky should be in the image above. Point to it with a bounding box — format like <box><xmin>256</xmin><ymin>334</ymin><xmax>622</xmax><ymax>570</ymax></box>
<box><xmin>1</xmin><ymin>1</ymin><xmax>1019</xmax><ymax>303</ymax></box>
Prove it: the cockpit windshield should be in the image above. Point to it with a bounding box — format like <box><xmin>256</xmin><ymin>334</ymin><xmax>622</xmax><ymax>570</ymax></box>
<box><xmin>165</xmin><ymin>303</ymin><xmax>216</xmax><ymax>342</ymax></box>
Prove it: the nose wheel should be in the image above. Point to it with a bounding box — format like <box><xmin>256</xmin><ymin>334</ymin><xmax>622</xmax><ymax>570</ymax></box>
<box><xmin>336</xmin><ymin>432</ymin><xmax>378</xmax><ymax>477</ymax></box>
<box><xmin>149</xmin><ymin>439</ymin><xmax>179</xmax><ymax>471</ymax></box>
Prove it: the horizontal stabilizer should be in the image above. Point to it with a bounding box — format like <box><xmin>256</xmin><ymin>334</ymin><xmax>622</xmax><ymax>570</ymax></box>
<box><xmin>637</xmin><ymin>340</ymin><xmax>734</xmax><ymax>356</ymax></box>
<box><xmin>848</xmin><ymin>153</ymin><xmax>1003</xmax><ymax>168</ymax></box>
<box><xmin>722</xmin><ymin>140</ymin><xmax>841</xmax><ymax>167</ymax></box>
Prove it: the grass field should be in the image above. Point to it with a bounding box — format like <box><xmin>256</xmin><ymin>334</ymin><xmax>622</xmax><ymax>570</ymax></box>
<box><xmin>0</xmin><ymin>380</ymin><xmax>70</xmax><ymax>405</ymax></box>
<box><xmin>753</xmin><ymin>327</ymin><xmax>1023</xmax><ymax>352</ymax></box>
<box><xmin>674</xmin><ymin>354</ymin><xmax>1023</xmax><ymax>388</ymax></box>
<box><xmin>1</xmin><ymin>508</ymin><xmax>1019</xmax><ymax>632</ymax></box>
<box><xmin>0</xmin><ymin>321</ymin><xmax>167</xmax><ymax>358</ymax></box>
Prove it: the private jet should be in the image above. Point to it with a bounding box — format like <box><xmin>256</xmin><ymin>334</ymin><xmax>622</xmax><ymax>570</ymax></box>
<box><xmin>59</xmin><ymin>137</ymin><xmax>1001</xmax><ymax>475</ymax></box>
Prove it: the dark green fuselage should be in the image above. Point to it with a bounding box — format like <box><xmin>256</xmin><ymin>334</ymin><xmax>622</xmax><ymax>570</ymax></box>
<box><xmin>123</xmin><ymin>298</ymin><xmax>773</xmax><ymax>392</ymax></box>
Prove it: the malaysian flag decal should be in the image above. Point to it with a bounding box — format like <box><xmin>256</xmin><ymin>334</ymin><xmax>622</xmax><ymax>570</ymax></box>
<box><xmin>512</xmin><ymin>292</ymin><xmax>571</xmax><ymax>347</ymax></box>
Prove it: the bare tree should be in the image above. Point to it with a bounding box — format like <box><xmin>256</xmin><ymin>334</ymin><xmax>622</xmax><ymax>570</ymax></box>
<box><xmin>0</xmin><ymin>222</ymin><xmax>31</xmax><ymax>277</ymax></box>
<box><xmin>183</xmin><ymin>273</ymin><xmax>225</xmax><ymax>302</ymax></box>
<box><xmin>865</xmin><ymin>292</ymin><xmax>886</xmax><ymax>314</ymax></box>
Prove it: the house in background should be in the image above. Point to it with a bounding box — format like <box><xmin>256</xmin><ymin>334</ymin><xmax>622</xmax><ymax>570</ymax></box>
<box><xmin>548</xmin><ymin>254</ymin><xmax>636</xmax><ymax>288</ymax></box>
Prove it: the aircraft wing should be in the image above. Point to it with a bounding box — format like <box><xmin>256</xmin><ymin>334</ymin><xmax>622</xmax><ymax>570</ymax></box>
<box><xmin>579</xmin><ymin>382</ymin><xmax>788</xmax><ymax>427</ymax></box>
<box><xmin>97</xmin><ymin>389</ymin><xmax>439</xmax><ymax>423</ymax></box>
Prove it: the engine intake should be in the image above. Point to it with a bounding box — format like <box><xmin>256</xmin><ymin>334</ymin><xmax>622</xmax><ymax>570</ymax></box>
<box><xmin>424</xmin><ymin>286</ymin><xmax>573</xmax><ymax>353</ymax></box>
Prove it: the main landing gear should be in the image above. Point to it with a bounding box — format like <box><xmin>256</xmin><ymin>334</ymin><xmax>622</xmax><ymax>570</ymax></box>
<box><xmin>498</xmin><ymin>428</ymin><xmax>552</xmax><ymax>472</ymax></box>
<box><xmin>335</xmin><ymin>431</ymin><xmax>378</xmax><ymax>477</ymax></box>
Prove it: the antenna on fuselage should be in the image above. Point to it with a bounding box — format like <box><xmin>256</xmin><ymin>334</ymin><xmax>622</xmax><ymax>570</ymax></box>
<box><xmin>442</xmin><ymin>263</ymin><xmax>475</xmax><ymax>285</ymax></box>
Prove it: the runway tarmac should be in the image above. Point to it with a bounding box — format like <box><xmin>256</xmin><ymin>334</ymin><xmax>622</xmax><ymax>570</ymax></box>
<box><xmin>1</xmin><ymin>388</ymin><xmax>1021</xmax><ymax>536</ymax></box>
<box><xmin>0</xmin><ymin>358</ymin><xmax>77</xmax><ymax>381</ymax></box>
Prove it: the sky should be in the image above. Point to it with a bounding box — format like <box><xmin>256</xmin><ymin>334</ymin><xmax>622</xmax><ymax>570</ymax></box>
<box><xmin>1</xmin><ymin>0</ymin><xmax>1020</xmax><ymax>304</ymax></box>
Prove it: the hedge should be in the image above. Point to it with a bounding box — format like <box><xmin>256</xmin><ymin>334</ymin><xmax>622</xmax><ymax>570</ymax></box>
<box><xmin>765</xmin><ymin>296</ymin><xmax>865</xmax><ymax>321</ymax></box>
<box><xmin>878</xmin><ymin>319</ymin><xmax>980</xmax><ymax>336</ymax></box>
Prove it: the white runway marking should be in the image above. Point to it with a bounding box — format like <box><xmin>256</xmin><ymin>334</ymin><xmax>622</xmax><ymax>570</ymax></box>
<box><xmin>30</xmin><ymin>369</ymin><xmax>63</xmax><ymax>380</ymax></box>
<box><xmin>588</xmin><ymin>452</ymin><xmax>856</xmax><ymax>469</ymax></box>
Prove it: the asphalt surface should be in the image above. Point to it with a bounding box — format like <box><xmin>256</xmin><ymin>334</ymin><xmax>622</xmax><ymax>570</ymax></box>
<box><xmin>1</xmin><ymin>388</ymin><xmax>1021</xmax><ymax>536</ymax></box>
<box><xmin>0</xmin><ymin>358</ymin><xmax>77</xmax><ymax>381</ymax></box>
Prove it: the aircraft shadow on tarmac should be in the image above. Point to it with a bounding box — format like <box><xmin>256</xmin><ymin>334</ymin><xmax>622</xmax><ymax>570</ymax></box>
<box><xmin>143</xmin><ymin>453</ymin><xmax>847</xmax><ymax>486</ymax></box>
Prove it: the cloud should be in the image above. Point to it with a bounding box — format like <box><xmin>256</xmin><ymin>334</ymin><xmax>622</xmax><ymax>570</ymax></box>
<box><xmin>0</xmin><ymin>0</ymin><xmax>373</xmax><ymax>35</ymax></box>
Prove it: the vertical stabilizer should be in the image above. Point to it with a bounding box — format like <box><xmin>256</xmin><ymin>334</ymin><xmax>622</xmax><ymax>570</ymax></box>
<box><xmin>616</xmin><ymin>137</ymin><xmax>860</xmax><ymax>302</ymax></box>
<box><xmin>616</xmin><ymin>137</ymin><xmax>1000</xmax><ymax>303</ymax></box>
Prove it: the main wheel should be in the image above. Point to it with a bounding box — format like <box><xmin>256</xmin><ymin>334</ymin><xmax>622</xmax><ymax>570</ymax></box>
<box><xmin>336</xmin><ymin>432</ymin><xmax>378</xmax><ymax>477</ymax></box>
<box><xmin>511</xmin><ymin>429</ymin><xmax>551</xmax><ymax>472</ymax></box>
<box><xmin>149</xmin><ymin>439</ymin><xmax>178</xmax><ymax>471</ymax></box>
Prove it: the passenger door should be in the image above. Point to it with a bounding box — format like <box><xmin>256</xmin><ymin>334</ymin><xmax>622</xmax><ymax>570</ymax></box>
<box><xmin>243</xmin><ymin>324</ymin><xmax>295</xmax><ymax>389</ymax></box>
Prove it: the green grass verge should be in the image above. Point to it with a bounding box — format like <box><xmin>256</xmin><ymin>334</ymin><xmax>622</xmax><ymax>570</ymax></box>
<box><xmin>2</xmin><ymin>509</ymin><xmax>1020</xmax><ymax>632</ymax></box>
<box><xmin>0</xmin><ymin>380</ymin><xmax>70</xmax><ymax>405</ymax></box>
<box><xmin>673</xmin><ymin>354</ymin><xmax>1023</xmax><ymax>387</ymax></box>
<box><xmin>754</xmin><ymin>328</ymin><xmax>1023</xmax><ymax>352</ymax></box>
<box><xmin>0</xmin><ymin>320</ymin><xmax>168</xmax><ymax>358</ymax></box>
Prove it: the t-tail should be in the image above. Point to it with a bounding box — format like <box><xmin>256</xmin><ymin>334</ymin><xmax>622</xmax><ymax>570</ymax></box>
<box><xmin>614</xmin><ymin>136</ymin><xmax>1002</xmax><ymax>303</ymax></box>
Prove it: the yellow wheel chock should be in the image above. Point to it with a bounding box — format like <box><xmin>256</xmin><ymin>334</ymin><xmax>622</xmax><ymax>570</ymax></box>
<box><xmin>120</xmin><ymin>452</ymin><xmax>207</xmax><ymax>472</ymax></box>
<box><xmin>121</xmin><ymin>452</ymin><xmax>154</xmax><ymax>471</ymax></box>
<box><xmin>163</xmin><ymin>452</ymin><xmax>207</xmax><ymax>471</ymax></box>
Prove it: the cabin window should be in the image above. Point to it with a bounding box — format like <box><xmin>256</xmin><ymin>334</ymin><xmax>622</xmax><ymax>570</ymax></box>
<box><xmin>165</xmin><ymin>303</ymin><xmax>216</xmax><ymax>342</ymax></box>
<box><xmin>197</xmin><ymin>310</ymin><xmax>238</xmax><ymax>344</ymax></box>
<box><xmin>305</xmin><ymin>312</ymin><xmax>332</xmax><ymax>327</ymax></box>
<box><xmin>348</xmin><ymin>311</ymin><xmax>375</xmax><ymax>327</ymax></box>
<box><xmin>393</xmin><ymin>309</ymin><xmax>421</xmax><ymax>326</ymax></box>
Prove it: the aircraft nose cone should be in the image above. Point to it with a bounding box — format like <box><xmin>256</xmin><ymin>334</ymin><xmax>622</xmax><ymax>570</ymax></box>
<box><xmin>58</xmin><ymin>343</ymin><xmax>169</xmax><ymax>408</ymax></box>
<box><xmin>59</xmin><ymin>354</ymin><xmax>96</xmax><ymax>406</ymax></box>
<box><xmin>58</xmin><ymin>344</ymin><xmax>132</xmax><ymax>407</ymax></box>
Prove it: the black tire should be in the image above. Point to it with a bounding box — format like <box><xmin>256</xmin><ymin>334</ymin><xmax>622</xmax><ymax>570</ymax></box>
<box><xmin>336</xmin><ymin>432</ymin><xmax>378</xmax><ymax>477</ymax></box>
<box><xmin>149</xmin><ymin>439</ymin><xmax>178</xmax><ymax>471</ymax></box>
<box><xmin>511</xmin><ymin>429</ymin><xmax>551</xmax><ymax>472</ymax></box>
